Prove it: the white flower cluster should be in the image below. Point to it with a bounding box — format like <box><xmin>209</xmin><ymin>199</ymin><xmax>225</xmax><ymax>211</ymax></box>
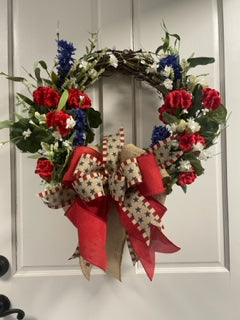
<box><xmin>170</xmin><ymin>118</ymin><xmax>201</xmax><ymax>134</ymax></box>
<box><xmin>35</xmin><ymin>112</ymin><xmax>46</xmax><ymax>124</ymax></box>
<box><xmin>146</xmin><ymin>62</ymin><xmax>158</xmax><ymax>74</ymax></box>
<box><xmin>170</xmin><ymin>117</ymin><xmax>210</xmax><ymax>160</ymax></box>
<box><xmin>169</xmin><ymin>118</ymin><xmax>201</xmax><ymax>133</ymax></box>
<box><xmin>108</xmin><ymin>53</ymin><xmax>118</xmax><ymax>68</ymax></box>
<box><xmin>187</xmin><ymin>75</ymin><xmax>208</xmax><ymax>90</ymax></box>
<box><xmin>163</xmin><ymin>78</ymin><xmax>173</xmax><ymax>90</ymax></box>
<box><xmin>178</xmin><ymin>159</ymin><xmax>192</xmax><ymax>172</ymax></box>
<box><xmin>198</xmin><ymin>149</ymin><xmax>213</xmax><ymax>161</ymax></box>
<box><xmin>52</xmin><ymin>131</ymin><xmax>62</xmax><ymax>140</ymax></box>
<box><xmin>160</xmin><ymin>64</ymin><xmax>175</xmax><ymax>90</ymax></box>
<box><xmin>40</xmin><ymin>142</ymin><xmax>57</xmax><ymax>158</ymax></box>
<box><xmin>40</xmin><ymin>140</ymin><xmax>73</xmax><ymax>159</ymax></box>
<box><xmin>66</xmin><ymin>116</ymin><xmax>76</xmax><ymax>129</ymax></box>
<box><xmin>22</xmin><ymin>128</ymin><xmax>31</xmax><ymax>140</ymax></box>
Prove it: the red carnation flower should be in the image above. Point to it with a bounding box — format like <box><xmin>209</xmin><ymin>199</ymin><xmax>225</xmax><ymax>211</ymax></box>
<box><xmin>178</xmin><ymin>171</ymin><xmax>197</xmax><ymax>186</ymax></box>
<box><xmin>158</xmin><ymin>103</ymin><xmax>174</xmax><ymax>122</ymax></box>
<box><xmin>193</xmin><ymin>132</ymin><xmax>206</xmax><ymax>147</ymax></box>
<box><xmin>178</xmin><ymin>132</ymin><xmax>196</xmax><ymax>151</ymax></box>
<box><xmin>35</xmin><ymin>158</ymin><xmax>54</xmax><ymax>181</ymax></box>
<box><xmin>164</xmin><ymin>89</ymin><xmax>192</xmax><ymax>109</ymax></box>
<box><xmin>33</xmin><ymin>86</ymin><xmax>60</xmax><ymax>108</ymax></box>
<box><xmin>46</xmin><ymin>110</ymin><xmax>55</xmax><ymax>127</ymax></box>
<box><xmin>68</xmin><ymin>88</ymin><xmax>81</xmax><ymax>108</ymax></box>
<box><xmin>46</xmin><ymin>109</ymin><xmax>71</xmax><ymax>136</ymax></box>
<box><xmin>202</xmin><ymin>87</ymin><xmax>221</xmax><ymax>110</ymax></box>
<box><xmin>164</xmin><ymin>90</ymin><xmax>181</xmax><ymax>108</ymax></box>
<box><xmin>68</xmin><ymin>88</ymin><xmax>92</xmax><ymax>109</ymax></box>
<box><xmin>80</xmin><ymin>91</ymin><xmax>92</xmax><ymax>109</ymax></box>
<box><xmin>180</xmin><ymin>90</ymin><xmax>192</xmax><ymax>109</ymax></box>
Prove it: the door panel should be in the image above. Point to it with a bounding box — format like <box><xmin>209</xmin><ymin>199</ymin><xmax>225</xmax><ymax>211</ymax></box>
<box><xmin>134</xmin><ymin>0</ymin><xmax>227</xmax><ymax>273</ymax></box>
<box><xmin>0</xmin><ymin>0</ymin><xmax>239</xmax><ymax>319</ymax></box>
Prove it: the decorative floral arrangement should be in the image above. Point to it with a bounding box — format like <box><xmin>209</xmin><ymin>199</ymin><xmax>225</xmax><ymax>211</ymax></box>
<box><xmin>0</xmin><ymin>26</ymin><xmax>227</xmax><ymax>280</ymax></box>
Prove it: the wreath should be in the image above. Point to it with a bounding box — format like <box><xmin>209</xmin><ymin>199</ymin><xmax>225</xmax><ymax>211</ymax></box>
<box><xmin>0</xmin><ymin>27</ymin><xmax>227</xmax><ymax>280</ymax></box>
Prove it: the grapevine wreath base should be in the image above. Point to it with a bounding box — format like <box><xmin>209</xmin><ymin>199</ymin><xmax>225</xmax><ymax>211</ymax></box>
<box><xmin>0</xmin><ymin>28</ymin><xmax>227</xmax><ymax>280</ymax></box>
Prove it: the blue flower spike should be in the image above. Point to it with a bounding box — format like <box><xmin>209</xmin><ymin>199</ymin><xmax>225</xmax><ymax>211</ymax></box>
<box><xmin>56</xmin><ymin>39</ymin><xmax>76</xmax><ymax>85</ymax></box>
<box><xmin>72</xmin><ymin>108</ymin><xmax>86</xmax><ymax>146</ymax></box>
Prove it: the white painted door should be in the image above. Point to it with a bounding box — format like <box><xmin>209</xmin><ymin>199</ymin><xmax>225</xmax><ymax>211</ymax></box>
<box><xmin>1</xmin><ymin>0</ymin><xmax>240</xmax><ymax>319</ymax></box>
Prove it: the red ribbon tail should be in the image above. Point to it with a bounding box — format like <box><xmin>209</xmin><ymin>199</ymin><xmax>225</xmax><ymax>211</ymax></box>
<box><xmin>65</xmin><ymin>198</ymin><xmax>107</xmax><ymax>271</ymax></box>
<box><xmin>129</xmin><ymin>235</ymin><xmax>155</xmax><ymax>281</ymax></box>
<box><xmin>150</xmin><ymin>225</ymin><xmax>180</xmax><ymax>253</ymax></box>
<box><xmin>147</xmin><ymin>197</ymin><xmax>180</xmax><ymax>253</ymax></box>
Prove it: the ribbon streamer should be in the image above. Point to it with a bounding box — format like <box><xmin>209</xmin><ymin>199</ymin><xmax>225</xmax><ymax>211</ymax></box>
<box><xmin>39</xmin><ymin>128</ymin><xmax>181</xmax><ymax>280</ymax></box>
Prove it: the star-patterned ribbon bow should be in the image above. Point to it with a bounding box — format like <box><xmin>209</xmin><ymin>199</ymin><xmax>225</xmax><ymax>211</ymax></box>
<box><xmin>39</xmin><ymin>128</ymin><xmax>182</xmax><ymax>280</ymax></box>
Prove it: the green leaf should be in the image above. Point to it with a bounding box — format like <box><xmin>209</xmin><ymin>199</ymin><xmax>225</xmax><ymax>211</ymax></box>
<box><xmin>190</xmin><ymin>159</ymin><xmax>204</xmax><ymax>176</ymax></box>
<box><xmin>68</xmin><ymin>130</ymin><xmax>76</xmax><ymax>145</ymax></box>
<box><xmin>86</xmin><ymin>108</ymin><xmax>102</xmax><ymax>128</ymax></box>
<box><xmin>51</xmin><ymin>71</ymin><xmax>58</xmax><ymax>85</ymax></box>
<box><xmin>28</xmin><ymin>154</ymin><xmax>45</xmax><ymax>159</ymax></box>
<box><xmin>187</xmin><ymin>57</ymin><xmax>215</xmax><ymax>68</ymax></box>
<box><xmin>7</xmin><ymin>76</ymin><xmax>26</xmax><ymax>82</ymax></box>
<box><xmin>182</xmin><ymin>152</ymin><xmax>205</xmax><ymax>176</ymax></box>
<box><xmin>54</xmin><ymin>148</ymin><xmax>72</xmax><ymax>182</ymax></box>
<box><xmin>56</xmin><ymin>89</ymin><xmax>69</xmax><ymax>111</ymax></box>
<box><xmin>34</xmin><ymin>67</ymin><xmax>42</xmax><ymax>86</ymax></box>
<box><xmin>10</xmin><ymin>119</ymin><xmax>52</xmax><ymax>153</ymax></box>
<box><xmin>162</xmin><ymin>111</ymin><xmax>179</xmax><ymax>124</ymax></box>
<box><xmin>162</xmin><ymin>22</ymin><xmax>180</xmax><ymax>42</ymax></box>
<box><xmin>85</xmin><ymin>129</ymin><xmax>95</xmax><ymax>144</ymax></box>
<box><xmin>198</xmin><ymin>116</ymin><xmax>219</xmax><ymax>134</ymax></box>
<box><xmin>165</xmin><ymin>175</ymin><xmax>178</xmax><ymax>195</ymax></box>
<box><xmin>14</xmin><ymin>113</ymin><xmax>24</xmax><ymax>120</ymax></box>
<box><xmin>198</xmin><ymin>116</ymin><xmax>219</xmax><ymax>147</ymax></box>
<box><xmin>189</xmin><ymin>84</ymin><xmax>203</xmax><ymax>117</ymax></box>
<box><xmin>180</xmin><ymin>184</ymin><xmax>187</xmax><ymax>193</ymax></box>
<box><xmin>9</xmin><ymin>119</ymin><xmax>35</xmax><ymax>152</ymax></box>
<box><xmin>0</xmin><ymin>120</ymin><xmax>13</xmax><ymax>129</ymax></box>
<box><xmin>207</xmin><ymin>104</ymin><xmax>227</xmax><ymax>124</ymax></box>
<box><xmin>39</xmin><ymin>60</ymin><xmax>48</xmax><ymax>70</ymax></box>
<box><xmin>0</xmin><ymin>71</ymin><xmax>26</xmax><ymax>82</ymax></box>
<box><xmin>28</xmin><ymin>104</ymin><xmax>49</xmax><ymax>116</ymax></box>
<box><xmin>17</xmin><ymin>93</ymin><xmax>35</xmax><ymax>106</ymax></box>
<box><xmin>53</xmin><ymin>148</ymin><xmax>68</xmax><ymax>165</ymax></box>
<box><xmin>156</xmin><ymin>31</ymin><xmax>170</xmax><ymax>54</ymax></box>
<box><xmin>40</xmin><ymin>142</ymin><xmax>51</xmax><ymax>152</ymax></box>
<box><xmin>171</xmin><ymin>33</ymin><xmax>181</xmax><ymax>41</ymax></box>
<box><xmin>42</xmin><ymin>78</ymin><xmax>53</xmax><ymax>86</ymax></box>
<box><xmin>162</xmin><ymin>20</ymin><xmax>168</xmax><ymax>32</ymax></box>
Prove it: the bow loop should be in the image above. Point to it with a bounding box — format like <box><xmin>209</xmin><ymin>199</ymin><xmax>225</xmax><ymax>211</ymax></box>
<box><xmin>71</xmin><ymin>152</ymin><xmax>106</xmax><ymax>202</ymax></box>
<box><xmin>119</xmin><ymin>158</ymin><xmax>143</xmax><ymax>188</ymax></box>
<box><xmin>102</xmin><ymin>128</ymin><xmax>125</xmax><ymax>172</ymax></box>
<box><xmin>74</xmin><ymin>153</ymin><xmax>103</xmax><ymax>177</ymax></box>
<box><xmin>73</xmin><ymin>172</ymin><xmax>106</xmax><ymax>202</ymax></box>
